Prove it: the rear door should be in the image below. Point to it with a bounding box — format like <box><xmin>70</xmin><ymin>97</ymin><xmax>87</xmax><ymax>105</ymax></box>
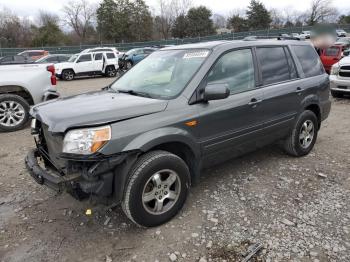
<box><xmin>75</xmin><ymin>54</ymin><xmax>94</xmax><ymax>74</ymax></box>
<box><xmin>197</xmin><ymin>48</ymin><xmax>265</xmax><ymax>166</ymax></box>
<box><xmin>93</xmin><ymin>53</ymin><xmax>104</xmax><ymax>72</ymax></box>
<box><xmin>255</xmin><ymin>46</ymin><xmax>302</xmax><ymax>143</ymax></box>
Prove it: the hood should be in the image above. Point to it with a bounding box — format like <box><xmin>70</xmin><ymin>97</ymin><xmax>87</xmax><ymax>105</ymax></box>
<box><xmin>31</xmin><ymin>90</ymin><xmax>168</xmax><ymax>133</ymax></box>
<box><xmin>339</xmin><ymin>56</ymin><xmax>350</xmax><ymax>66</ymax></box>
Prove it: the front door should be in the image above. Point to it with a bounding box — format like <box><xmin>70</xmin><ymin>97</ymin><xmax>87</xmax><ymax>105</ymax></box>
<box><xmin>75</xmin><ymin>54</ymin><xmax>94</xmax><ymax>74</ymax></box>
<box><xmin>196</xmin><ymin>48</ymin><xmax>265</xmax><ymax>166</ymax></box>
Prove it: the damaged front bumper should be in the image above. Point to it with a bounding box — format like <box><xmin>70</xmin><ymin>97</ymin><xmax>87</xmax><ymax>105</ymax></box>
<box><xmin>25</xmin><ymin>146</ymin><xmax>132</xmax><ymax>202</ymax></box>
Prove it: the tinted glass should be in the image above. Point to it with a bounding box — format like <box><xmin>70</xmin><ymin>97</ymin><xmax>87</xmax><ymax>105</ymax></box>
<box><xmin>94</xmin><ymin>53</ymin><xmax>103</xmax><ymax>60</ymax></box>
<box><xmin>291</xmin><ymin>45</ymin><xmax>324</xmax><ymax>77</ymax></box>
<box><xmin>59</xmin><ymin>56</ymin><xmax>70</xmax><ymax>62</ymax></box>
<box><xmin>106</xmin><ymin>53</ymin><xmax>115</xmax><ymax>59</ymax></box>
<box><xmin>14</xmin><ymin>56</ymin><xmax>25</xmax><ymax>62</ymax></box>
<box><xmin>207</xmin><ymin>49</ymin><xmax>255</xmax><ymax>94</ymax></box>
<box><xmin>1</xmin><ymin>56</ymin><xmax>14</xmax><ymax>62</ymax></box>
<box><xmin>46</xmin><ymin>56</ymin><xmax>58</xmax><ymax>62</ymax></box>
<box><xmin>324</xmin><ymin>47</ymin><xmax>340</xmax><ymax>56</ymax></box>
<box><xmin>256</xmin><ymin>47</ymin><xmax>290</xmax><ymax>85</ymax></box>
<box><xmin>285</xmin><ymin>47</ymin><xmax>298</xmax><ymax>79</ymax></box>
<box><xmin>78</xmin><ymin>54</ymin><xmax>92</xmax><ymax>62</ymax></box>
<box><xmin>29</xmin><ymin>52</ymin><xmax>43</xmax><ymax>56</ymax></box>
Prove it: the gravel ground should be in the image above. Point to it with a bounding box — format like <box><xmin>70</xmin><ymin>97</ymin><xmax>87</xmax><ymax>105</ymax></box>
<box><xmin>0</xmin><ymin>77</ymin><xmax>349</xmax><ymax>262</ymax></box>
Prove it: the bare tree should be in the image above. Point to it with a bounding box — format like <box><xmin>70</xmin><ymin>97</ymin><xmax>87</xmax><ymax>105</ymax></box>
<box><xmin>155</xmin><ymin>0</ymin><xmax>192</xmax><ymax>39</ymax></box>
<box><xmin>62</xmin><ymin>0</ymin><xmax>96</xmax><ymax>43</ymax></box>
<box><xmin>307</xmin><ymin>0</ymin><xmax>338</xmax><ymax>25</ymax></box>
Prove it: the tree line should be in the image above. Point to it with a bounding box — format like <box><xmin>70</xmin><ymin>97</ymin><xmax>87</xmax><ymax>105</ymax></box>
<box><xmin>0</xmin><ymin>0</ymin><xmax>349</xmax><ymax>48</ymax></box>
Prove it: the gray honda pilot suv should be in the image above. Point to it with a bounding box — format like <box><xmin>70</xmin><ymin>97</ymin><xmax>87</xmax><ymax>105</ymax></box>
<box><xmin>26</xmin><ymin>40</ymin><xmax>331</xmax><ymax>227</ymax></box>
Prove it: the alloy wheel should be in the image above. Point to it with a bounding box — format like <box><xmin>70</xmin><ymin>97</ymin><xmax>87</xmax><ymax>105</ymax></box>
<box><xmin>299</xmin><ymin>120</ymin><xmax>315</xmax><ymax>149</ymax></box>
<box><xmin>0</xmin><ymin>101</ymin><xmax>25</xmax><ymax>127</ymax></box>
<box><xmin>142</xmin><ymin>169</ymin><xmax>181</xmax><ymax>215</ymax></box>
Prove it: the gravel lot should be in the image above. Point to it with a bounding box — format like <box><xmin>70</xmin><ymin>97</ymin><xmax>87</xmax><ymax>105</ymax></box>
<box><xmin>0</xmin><ymin>77</ymin><xmax>349</xmax><ymax>262</ymax></box>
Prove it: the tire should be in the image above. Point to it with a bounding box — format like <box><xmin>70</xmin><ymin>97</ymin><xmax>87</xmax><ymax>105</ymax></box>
<box><xmin>105</xmin><ymin>66</ymin><xmax>117</xmax><ymax>77</ymax></box>
<box><xmin>62</xmin><ymin>69</ymin><xmax>75</xmax><ymax>81</ymax></box>
<box><xmin>126</xmin><ymin>61</ymin><xmax>133</xmax><ymax>70</ymax></box>
<box><xmin>331</xmin><ymin>90</ymin><xmax>343</xmax><ymax>98</ymax></box>
<box><xmin>0</xmin><ymin>94</ymin><xmax>30</xmax><ymax>132</ymax></box>
<box><xmin>122</xmin><ymin>150</ymin><xmax>190</xmax><ymax>227</ymax></box>
<box><xmin>283</xmin><ymin>110</ymin><xmax>319</xmax><ymax>157</ymax></box>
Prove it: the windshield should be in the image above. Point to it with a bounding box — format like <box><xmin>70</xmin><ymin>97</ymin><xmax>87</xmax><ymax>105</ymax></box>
<box><xmin>125</xmin><ymin>49</ymin><xmax>137</xmax><ymax>56</ymax></box>
<box><xmin>111</xmin><ymin>49</ymin><xmax>210</xmax><ymax>99</ymax></box>
<box><xmin>68</xmin><ymin>54</ymin><xmax>78</xmax><ymax>62</ymax></box>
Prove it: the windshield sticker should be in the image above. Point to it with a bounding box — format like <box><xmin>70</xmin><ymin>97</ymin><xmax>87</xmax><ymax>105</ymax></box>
<box><xmin>183</xmin><ymin>51</ymin><xmax>209</xmax><ymax>59</ymax></box>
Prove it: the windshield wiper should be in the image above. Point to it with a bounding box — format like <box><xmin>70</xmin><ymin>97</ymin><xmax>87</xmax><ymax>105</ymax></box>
<box><xmin>117</xmin><ymin>89</ymin><xmax>153</xmax><ymax>98</ymax></box>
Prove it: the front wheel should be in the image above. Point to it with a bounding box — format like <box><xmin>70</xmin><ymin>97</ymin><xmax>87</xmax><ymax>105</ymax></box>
<box><xmin>283</xmin><ymin>110</ymin><xmax>319</xmax><ymax>157</ymax></box>
<box><xmin>126</xmin><ymin>61</ymin><xmax>133</xmax><ymax>70</ymax></box>
<box><xmin>62</xmin><ymin>69</ymin><xmax>75</xmax><ymax>81</ymax></box>
<box><xmin>0</xmin><ymin>94</ymin><xmax>30</xmax><ymax>132</ymax></box>
<box><xmin>122</xmin><ymin>151</ymin><xmax>190</xmax><ymax>227</ymax></box>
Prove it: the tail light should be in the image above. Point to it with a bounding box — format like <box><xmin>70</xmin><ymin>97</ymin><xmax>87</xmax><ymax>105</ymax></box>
<box><xmin>47</xmin><ymin>65</ymin><xmax>57</xmax><ymax>86</ymax></box>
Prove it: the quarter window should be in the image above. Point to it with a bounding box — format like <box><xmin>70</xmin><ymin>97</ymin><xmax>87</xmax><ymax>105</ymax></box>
<box><xmin>256</xmin><ymin>47</ymin><xmax>290</xmax><ymax>85</ymax></box>
<box><xmin>291</xmin><ymin>45</ymin><xmax>324</xmax><ymax>77</ymax></box>
<box><xmin>207</xmin><ymin>49</ymin><xmax>256</xmax><ymax>94</ymax></box>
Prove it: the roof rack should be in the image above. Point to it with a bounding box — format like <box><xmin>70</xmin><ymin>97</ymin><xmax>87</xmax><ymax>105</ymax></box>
<box><xmin>243</xmin><ymin>36</ymin><xmax>302</xmax><ymax>41</ymax></box>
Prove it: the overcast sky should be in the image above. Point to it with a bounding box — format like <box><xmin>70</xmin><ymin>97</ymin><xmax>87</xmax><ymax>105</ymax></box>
<box><xmin>0</xmin><ymin>0</ymin><xmax>349</xmax><ymax>20</ymax></box>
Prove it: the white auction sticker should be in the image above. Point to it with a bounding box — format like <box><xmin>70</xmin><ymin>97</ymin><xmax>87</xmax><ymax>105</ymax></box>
<box><xmin>183</xmin><ymin>50</ymin><xmax>209</xmax><ymax>59</ymax></box>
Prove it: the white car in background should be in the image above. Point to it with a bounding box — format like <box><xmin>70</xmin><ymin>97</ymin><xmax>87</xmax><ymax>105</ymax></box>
<box><xmin>55</xmin><ymin>51</ymin><xmax>119</xmax><ymax>81</ymax></box>
<box><xmin>300</xmin><ymin>31</ymin><xmax>311</xmax><ymax>39</ymax></box>
<box><xmin>330</xmin><ymin>56</ymin><xmax>350</xmax><ymax>98</ymax></box>
<box><xmin>336</xmin><ymin>29</ymin><xmax>347</xmax><ymax>37</ymax></box>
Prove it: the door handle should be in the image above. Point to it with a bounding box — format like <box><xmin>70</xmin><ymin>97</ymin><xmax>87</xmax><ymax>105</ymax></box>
<box><xmin>295</xmin><ymin>87</ymin><xmax>303</xmax><ymax>95</ymax></box>
<box><xmin>248</xmin><ymin>98</ymin><xmax>262</xmax><ymax>107</ymax></box>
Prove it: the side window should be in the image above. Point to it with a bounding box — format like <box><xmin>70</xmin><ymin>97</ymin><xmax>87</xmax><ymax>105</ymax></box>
<box><xmin>291</xmin><ymin>45</ymin><xmax>324</xmax><ymax>77</ymax></box>
<box><xmin>207</xmin><ymin>49</ymin><xmax>256</xmax><ymax>94</ymax></box>
<box><xmin>285</xmin><ymin>47</ymin><xmax>298</xmax><ymax>79</ymax></box>
<box><xmin>106</xmin><ymin>53</ymin><xmax>115</xmax><ymax>59</ymax></box>
<box><xmin>14</xmin><ymin>56</ymin><xmax>25</xmax><ymax>62</ymax></box>
<box><xmin>78</xmin><ymin>54</ymin><xmax>92</xmax><ymax>62</ymax></box>
<box><xmin>256</xmin><ymin>47</ymin><xmax>290</xmax><ymax>85</ymax></box>
<box><xmin>94</xmin><ymin>53</ymin><xmax>103</xmax><ymax>60</ymax></box>
<box><xmin>46</xmin><ymin>56</ymin><xmax>58</xmax><ymax>62</ymax></box>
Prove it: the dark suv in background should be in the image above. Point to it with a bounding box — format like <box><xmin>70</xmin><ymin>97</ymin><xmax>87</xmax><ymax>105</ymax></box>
<box><xmin>26</xmin><ymin>40</ymin><xmax>331</xmax><ymax>227</ymax></box>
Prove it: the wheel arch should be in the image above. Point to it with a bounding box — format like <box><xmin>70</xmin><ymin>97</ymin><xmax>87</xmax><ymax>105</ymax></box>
<box><xmin>0</xmin><ymin>85</ymin><xmax>34</xmax><ymax>105</ymax></box>
<box><xmin>301</xmin><ymin>95</ymin><xmax>322</xmax><ymax>129</ymax></box>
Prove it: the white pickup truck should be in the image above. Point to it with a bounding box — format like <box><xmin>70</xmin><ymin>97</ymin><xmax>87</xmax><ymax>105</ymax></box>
<box><xmin>55</xmin><ymin>51</ymin><xmax>119</xmax><ymax>81</ymax></box>
<box><xmin>0</xmin><ymin>63</ymin><xmax>59</xmax><ymax>132</ymax></box>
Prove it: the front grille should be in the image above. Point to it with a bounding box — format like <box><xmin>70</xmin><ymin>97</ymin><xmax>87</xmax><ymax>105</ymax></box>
<box><xmin>339</xmin><ymin>71</ymin><xmax>350</xmax><ymax>77</ymax></box>
<box><xmin>340</xmin><ymin>66</ymin><xmax>350</xmax><ymax>70</ymax></box>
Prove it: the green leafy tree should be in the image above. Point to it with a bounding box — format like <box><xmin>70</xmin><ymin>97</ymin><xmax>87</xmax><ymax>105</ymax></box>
<box><xmin>172</xmin><ymin>14</ymin><xmax>189</xmax><ymax>38</ymax></box>
<box><xmin>246</xmin><ymin>0</ymin><xmax>271</xmax><ymax>30</ymax></box>
<box><xmin>97</xmin><ymin>0</ymin><xmax>153</xmax><ymax>42</ymax></box>
<box><xmin>227</xmin><ymin>15</ymin><xmax>249</xmax><ymax>32</ymax></box>
<box><xmin>338</xmin><ymin>14</ymin><xmax>350</xmax><ymax>24</ymax></box>
<box><xmin>186</xmin><ymin>6</ymin><xmax>215</xmax><ymax>37</ymax></box>
<box><xmin>32</xmin><ymin>12</ymin><xmax>65</xmax><ymax>46</ymax></box>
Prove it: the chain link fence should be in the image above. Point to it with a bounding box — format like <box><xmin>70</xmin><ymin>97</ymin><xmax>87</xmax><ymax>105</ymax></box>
<box><xmin>1</xmin><ymin>25</ymin><xmax>350</xmax><ymax>57</ymax></box>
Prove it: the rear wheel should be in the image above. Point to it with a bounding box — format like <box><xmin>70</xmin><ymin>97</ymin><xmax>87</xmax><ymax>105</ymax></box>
<box><xmin>331</xmin><ymin>90</ymin><xmax>344</xmax><ymax>98</ymax></box>
<box><xmin>62</xmin><ymin>69</ymin><xmax>75</xmax><ymax>81</ymax></box>
<box><xmin>122</xmin><ymin>151</ymin><xmax>190</xmax><ymax>227</ymax></box>
<box><xmin>283</xmin><ymin>110</ymin><xmax>318</xmax><ymax>157</ymax></box>
<box><xmin>0</xmin><ymin>94</ymin><xmax>30</xmax><ymax>132</ymax></box>
<box><xmin>105</xmin><ymin>66</ymin><xmax>117</xmax><ymax>77</ymax></box>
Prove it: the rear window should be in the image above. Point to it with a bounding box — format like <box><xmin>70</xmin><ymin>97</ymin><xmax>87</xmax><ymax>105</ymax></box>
<box><xmin>291</xmin><ymin>45</ymin><xmax>324</xmax><ymax>77</ymax></box>
<box><xmin>106</xmin><ymin>53</ymin><xmax>115</xmax><ymax>59</ymax></box>
<box><xmin>324</xmin><ymin>47</ymin><xmax>340</xmax><ymax>56</ymax></box>
<box><xmin>256</xmin><ymin>47</ymin><xmax>290</xmax><ymax>85</ymax></box>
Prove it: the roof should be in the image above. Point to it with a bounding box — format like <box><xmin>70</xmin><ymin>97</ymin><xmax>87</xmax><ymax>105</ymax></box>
<box><xmin>162</xmin><ymin>39</ymin><xmax>310</xmax><ymax>51</ymax></box>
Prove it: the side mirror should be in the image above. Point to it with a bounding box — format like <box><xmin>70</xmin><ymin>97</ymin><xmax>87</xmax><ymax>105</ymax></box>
<box><xmin>203</xmin><ymin>83</ymin><xmax>230</xmax><ymax>101</ymax></box>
